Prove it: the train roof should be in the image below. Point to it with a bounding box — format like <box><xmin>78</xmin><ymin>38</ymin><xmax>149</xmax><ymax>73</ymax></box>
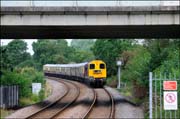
<box><xmin>44</xmin><ymin>62</ymin><xmax>88</xmax><ymax>68</ymax></box>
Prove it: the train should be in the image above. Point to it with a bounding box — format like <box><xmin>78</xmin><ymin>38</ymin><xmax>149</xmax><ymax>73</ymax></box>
<box><xmin>43</xmin><ymin>60</ymin><xmax>107</xmax><ymax>87</ymax></box>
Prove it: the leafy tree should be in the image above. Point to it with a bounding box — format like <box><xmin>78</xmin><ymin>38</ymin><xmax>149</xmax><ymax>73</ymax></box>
<box><xmin>153</xmin><ymin>39</ymin><xmax>180</xmax><ymax>77</ymax></box>
<box><xmin>69</xmin><ymin>50</ymin><xmax>94</xmax><ymax>63</ymax></box>
<box><xmin>122</xmin><ymin>46</ymin><xmax>151</xmax><ymax>86</ymax></box>
<box><xmin>121</xmin><ymin>46</ymin><xmax>151</xmax><ymax>98</ymax></box>
<box><xmin>16</xmin><ymin>59</ymin><xmax>42</xmax><ymax>71</ymax></box>
<box><xmin>1</xmin><ymin>40</ymin><xmax>31</xmax><ymax>70</ymax></box>
<box><xmin>71</xmin><ymin>39</ymin><xmax>95</xmax><ymax>51</ymax></box>
<box><xmin>92</xmin><ymin>39</ymin><xmax>133</xmax><ymax>76</ymax></box>
<box><xmin>70</xmin><ymin>39</ymin><xmax>95</xmax><ymax>62</ymax></box>
<box><xmin>143</xmin><ymin>39</ymin><xmax>171</xmax><ymax>71</ymax></box>
<box><xmin>32</xmin><ymin>40</ymin><xmax>75</xmax><ymax>69</ymax></box>
<box><xmin>0</xmin><ymin>45</ymin><xmax>9</xmax><ymax>70</ymax></box>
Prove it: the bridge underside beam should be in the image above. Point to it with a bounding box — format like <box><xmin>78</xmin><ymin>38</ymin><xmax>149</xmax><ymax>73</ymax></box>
<box><xmin>1</xmin><ymin>25</ymin><xmax>179</xmax><ymax>39</ymax></box>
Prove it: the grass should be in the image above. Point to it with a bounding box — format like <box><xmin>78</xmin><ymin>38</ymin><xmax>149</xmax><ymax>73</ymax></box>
<box><xmin>0</xmin><ymin>80</ymin><xmax>52</xmax><ymax>119</ymax></box>
<box><xmin>106</xmin><ymin>76</ymin><xmax>118</xmax><ymax>88</ymax></box>
<box><xmin>19</xmin><ymin>81</ymin><xmax>52</xmax><ymax>106</ymax></box>
<box><xmin>0</xmin><ymin>109</ymin><xmax>14</xmax><ymax>119</ymax></box>
<box><xmin>44</xmin><ymin>81</ymin><xmax>52</xmax><ymax>98</ymax></box>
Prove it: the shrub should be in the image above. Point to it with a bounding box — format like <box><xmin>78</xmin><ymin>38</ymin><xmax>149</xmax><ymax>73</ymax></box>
<box><xmin>1</xmin><ymin>71</ymin><xmax>32</xmax><ymax>97</ymax></box>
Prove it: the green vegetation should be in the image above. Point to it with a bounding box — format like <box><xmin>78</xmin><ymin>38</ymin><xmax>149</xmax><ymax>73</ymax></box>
<box><xmin>102</xmin><ymin>39</ymin><xmax>180</xmax><ymax>118</ymax></box>
<box><xmin>1</xmin><ymin>68</ymin><xmax>45</xmax><ymax>105</ymax></box>
<box><xmin>0</xmin><ymin>39</ymin><xmax>179</xmax><ymax>118</ymax></box>
<box><xmin>70</xmin><ymin>39</ymin><xmax>95</xmax><ymax>63</ymax></box>
<box><xmin>0</xmin><ymin>109</ymin><xmax>14</xmax><ymax>119</ymax></box>
<box><xmin>0</xmin><ymin>39</ymin><xmax>95</xmax><ymax>108</ymax></box>
<box><xmin>92</xmin><ymin>39</ymin><xmax>133</xmax><ymax>76</ymax></box>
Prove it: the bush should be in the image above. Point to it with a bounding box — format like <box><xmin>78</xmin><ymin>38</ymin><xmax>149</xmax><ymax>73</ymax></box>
<box><xmin>19</xmin><ymin>67</ymin><xmax>45</xmax><ymax>84</ymax></box>
<box><xmin>122</xmin><ymin>46</ymin><xmax>151</xmax><ymax>86</ymax></box>
<box><xmin>106</xmin><ymin>76</ymin><xmax>118</xmax><ymax>88</ymax></box>
<box><xmin>121</xmin><ymin>46</ymin><xmax>151</xmax><ymax>98</ymax></box>
<box><xmin>19</xmin><ymin>97</ymin><xmax>36</xmax><ymax>106</ymax></box>
<box><xmin>1</xmin><ymin>67</ymin><xmax>45</xmax><ymax>99</ymax></box>
<box><xmin>38</xmin><ymin>89</ymin><xmax>45</xmax><ymax>101</ymax></box>
<box><xmin>1</xmin><ymin>70</ymin><xmax>32</xmax><ymax>97</ymax></box>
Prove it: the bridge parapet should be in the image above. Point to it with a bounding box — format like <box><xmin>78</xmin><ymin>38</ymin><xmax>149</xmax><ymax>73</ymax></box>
<box><xmin>1</xmin><ymin>6</ymin><xmax>179</xmax><ymax>15</ymax></box>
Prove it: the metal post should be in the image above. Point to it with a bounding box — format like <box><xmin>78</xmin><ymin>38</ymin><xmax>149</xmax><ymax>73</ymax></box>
<box><xmin>160</xmin><ymin>73</ymin><xmax>162</xmax><ymax>118</ymax></box>
<box><xmin>149</xmin><ymin>72</ymin><xmax>153</xmax><ymax>119</ymax></box>
<box><xmin>155</xmin><ymin>73</ymin><xmax>157</xmax><ymax>118</ymax></box>
<box><xmin>116</xmin><ymin>60</ymin><xmax>122</xmax><ymax>89</ymax></box>
<box><xmin>117</xmin><ymin>66</ymin><xmax>120</xmax><ymax>88</ymax></box>
<box><xmin>0</xmin><ymin>39</ymin><xmax>3</xmax><ymax>71</ymax></box>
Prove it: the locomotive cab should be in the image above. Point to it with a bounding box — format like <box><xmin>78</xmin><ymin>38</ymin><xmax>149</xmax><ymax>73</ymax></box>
<box><xmin>88</xmin><ymin>60</ymin><xmax>107</xmax><ymax>87</ymax></box>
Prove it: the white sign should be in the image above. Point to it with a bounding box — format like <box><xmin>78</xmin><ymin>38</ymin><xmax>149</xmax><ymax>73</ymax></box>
<box><xmin>164</xmin><ymin>91</ymin><xmax>177</xmax><ymax>110</ymax></box>
<box><xmin>32</xmin><ymin>83</ymin><xmax>42</xmax><ymax>95</ymax></box>
<box><xmin>116</xmin><ymin>61</ymin><xmax>122</xmax><ymax>66</ymax></box>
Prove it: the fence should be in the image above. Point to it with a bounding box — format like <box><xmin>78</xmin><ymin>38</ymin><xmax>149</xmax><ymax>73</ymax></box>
<box><xmin>149</xmin><ymin>72</ymin><xmax>180</xmax><ymax>119</ymax></box>
<box><xmin>0</xmin><ymin>85</ymin><xmax>19</xmax><ymax>108</ymax></box>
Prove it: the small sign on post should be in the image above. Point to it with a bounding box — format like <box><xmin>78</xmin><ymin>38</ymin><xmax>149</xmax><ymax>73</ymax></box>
<box><xmin>32</xmin><ymin>83</ymin><xmax>42</xmax><ymax>95</ymax></box>
<box><xmin>164</xmin><ymin>91</ymin><xmax>177</xmax><ymax>110</ymax></box>
<box><xmin>163</xmin><ymin>81</ymin><xmax>177</xmax><ymax>90</ymax></box>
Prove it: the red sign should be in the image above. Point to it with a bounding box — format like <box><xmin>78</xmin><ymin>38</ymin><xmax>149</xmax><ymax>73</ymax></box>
<box><xmin>163</xmin><ymin>81</ymin><xmax>177</xmax><ymax>90</ymax></box>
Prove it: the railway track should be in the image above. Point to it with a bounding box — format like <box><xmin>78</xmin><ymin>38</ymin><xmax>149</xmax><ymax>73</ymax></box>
<box><xmin>104</xmin><ymin>87</ymin><xmax>115</xmax><ymax>118</ymax></box>
<box><xmin>53</xmin><ymin>79</ymin><xmax>96</xmax><ymax>118</ymax></box>
<box><xmin>26</xmin><ymin>78</ymin><xmax>80</xmax><ymax>119</ymax></box>
<box><xmin>24</xmin><ymin>77</ymin><xmax>114</xmax><ymax>118</ymax></box>
<box><xmin>84</xmin><ymin>88</ymin><xmax>115</xmax><ymax>118</ymax></box>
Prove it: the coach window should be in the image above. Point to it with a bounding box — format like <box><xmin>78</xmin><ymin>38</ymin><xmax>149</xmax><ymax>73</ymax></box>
<box><xmin>90</xmin><ymin>64</ymin><xmax>95</xmax><ymax>69</ymax></box>
<box><xmin>100</xmin><ymin>64</ymin><xmax>105</xmax><ymax>69</ymax></box>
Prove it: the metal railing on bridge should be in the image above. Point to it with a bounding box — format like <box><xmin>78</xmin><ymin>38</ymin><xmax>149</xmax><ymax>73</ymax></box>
<box><xmin>1</xmin><ymin>1</ymin><xmax>179</xmax><ymax>7</ymax></box>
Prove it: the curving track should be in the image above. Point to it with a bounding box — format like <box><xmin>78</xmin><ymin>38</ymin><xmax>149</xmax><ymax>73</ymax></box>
<box><xmin>26</xmin><ymin>78</ymin><xmax>80</xmax><ymax>119</ymax></box>
<box><xmin>85</xmin><ymin>88</ymin><xmax>114</xmax><ymax>118</ymax></box>
<box><xmin>7</xmin><ymin>77</ymin><xmax>115</xmax><ymax>119</ymax></box>
<box><xmin>53</xmin><ymin>79</ymin><xmax>96</xmax><ymax>118</ymax></box>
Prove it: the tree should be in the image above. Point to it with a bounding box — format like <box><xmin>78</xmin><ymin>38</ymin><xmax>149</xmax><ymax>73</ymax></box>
<box><xmin>70</xmin><ymin>39</ymin><xmax>95</xmax><ymax>62</ymax></box>
<box><xmin>143</xmin><ymin>39</ymin><xmax>171</xmax><ymax>71</ymax></box>
<box><xmin>122</xmin><ymin>46</ymin><xmax>151</xmax><ymax>85</ymax></box>
<box><xmin>120</xmin><ymin>39</ymin><xmax>180</xmax><ymax>98</ymax></box>
<box><xmin>69</xmin><ymin>50</ymin><xmax>94</xmax><ymax>63</ymax></box>
<box><xmin>71</xmin><ymin>39</ymin><xmax>95</xmax><ymax>52</ymax></box>
<box><xmin>0</xmin><ymin>45</ymin><xmax>9</xmax><ymax>70</ymax></box>
<box><xmin>121</xmin><ymin>46</ymin><xmax>151</xmax><ymax>98</ymax></box>
<box><xmin>92</xmin><ymin>39</ymin><xmax>133</xmax><ymax>76</ymax></box>
<box><xmin>1</xmin><ymin>40</ymin><xmax>31</xmax><ymax>70</ymax></box>
<box><xmin>153</xmin><ymin>39</ymin><xmax>180</xmax><ymax>77</ymax></box>
<box><xmin>32</xmin><ymin>40</ymin><xmax>75</xmax><ymax>69</ymax></box>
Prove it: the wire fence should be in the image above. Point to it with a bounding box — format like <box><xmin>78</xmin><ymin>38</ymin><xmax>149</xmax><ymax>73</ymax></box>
<box><xmin>149</xmin><ymin>72</ymin><xmax>180</xmax><ymax>119</ymax></box>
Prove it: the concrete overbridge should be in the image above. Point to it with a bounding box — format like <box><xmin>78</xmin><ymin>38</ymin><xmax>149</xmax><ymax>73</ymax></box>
<box><xmin>1</xmin><ymin>6</ymin><xmax>179</xmax><ymax>38</ymax></box>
